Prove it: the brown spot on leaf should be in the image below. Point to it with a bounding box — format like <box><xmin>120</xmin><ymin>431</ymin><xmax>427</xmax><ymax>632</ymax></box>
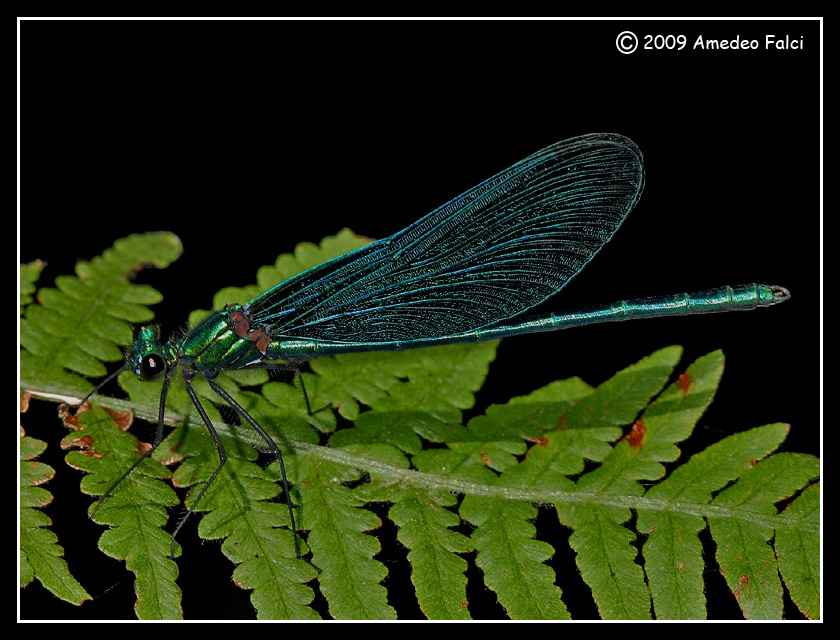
<box><xmin>104</xmin><ymin>407</ymin><xmax>134</xmax><ymax>432</ymax></box>
<box><xmin>59</xmin><ymin>403</ymin><xmax>84</xmax><ymax>431</ymax></box>
<box><xmin>158</xmin><ymin>451</ymin><xmax>185</xmax><ymax>466</ymax></box>
<box><xmin>623</xmin><ymin>420</ymin><xmax>646</xmax><ymax>449</ymax></box>
<box><xmin>733</xmin><ymin>575</ymin><xmax>750</xmax><ymax>601</ymax></box>
<box><xmin>37</xmin><ymin>494</ymin><xmax>54</xmax><ymax>508</ymax></box>
<box><xmin>528</xmin><ymin>435</ymin><xmax>549</xmax><ymax>446</ymax></box>
<box><xmin>678</xmin><ymin>372</ymin><xmax>692</xmax><ymax>395</ymax></box>
<box><xmin>63</xmin><ymin>434</ymin><xmax>105</xmax><ymax>458</ymax></box>
<box><xmin>28</xmin><ymin>461</ymin><xmax>56</xmax><ymax>486</ymax></box>
<box><xmin>72</xmin><ymin>434</ymin><xmax>94</xmax><ymax>449</ymax></box>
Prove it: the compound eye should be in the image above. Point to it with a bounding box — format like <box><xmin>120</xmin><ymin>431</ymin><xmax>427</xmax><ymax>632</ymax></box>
<box><xmin>138</xmin><ymin>353</ymin><xmax>166</xmax><ymax>381</ymax></box>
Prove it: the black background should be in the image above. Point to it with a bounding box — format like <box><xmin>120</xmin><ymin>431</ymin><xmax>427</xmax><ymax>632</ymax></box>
<box><xmin>20</xmin><ymin>18</ymin><xmax>820</xmax><ymax>620</ymax></box>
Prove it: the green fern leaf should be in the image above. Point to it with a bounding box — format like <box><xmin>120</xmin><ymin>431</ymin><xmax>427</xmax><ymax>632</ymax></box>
<box><xmin>62</xmin><ymin>404</ymin><xmax>181</xmax><ymax>619</ymax></box>
<box><xmin>20</xmin><ymin>259</ymin><xmax>45</xmax><ymax>315</ymax></box>
<box><xmin>20</xmin><ymin>233</ymin><xmax>182</xmax><ymax>617</ymax></box>
<box><xmin>553</xmin><ymin>348</ymin><xmax>717</xmax><ymax>619</ymax></box>
<box><xmin>775</xmin><ymin>481</ymin><xmax>820</xmax><ymax>619</ymax></box>
<box><xmin>295</xmin><ymin>449</ymin><xmax>397</xmax><ymax>620</ymax></box>
<box><xmin>20</xmin><ymin>232</ymin><xmax>182</xmax><ymax>399</ymax></box>
<box><xmin>708</xmin><ymin>447</ymin><xmax>819</xmax><ymax>619</ymax></box>
<box><xmin>194</xmin><ymin>445</ymin><xmax>320</xmax><ymax>620</ymax></box>
<box><xmin>19</xmin><ymin>230</ymin><xmax>819</xmax><ymax>620</ymax></box>
<box><xmin>462</xmin><ymin>494</ymin><xmax>569</xmax><ymax>619</ymax></box>
<box><xmin>363</xmin><ymin>479</ymin><xmax>474</xmax><ymax>620</ymax></box>
<box><xmin>19</xmin><ymin>433</ymin><xmax>90</xmax><ymax>605</ymax></box>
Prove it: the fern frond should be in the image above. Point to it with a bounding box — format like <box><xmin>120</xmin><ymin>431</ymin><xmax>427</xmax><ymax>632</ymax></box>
<box><xmin>20</xmin><ymin>259</ymin><xmax>44</xmax><ymax>315</ymax></box>
<box><xmin>20</xmin><ymin>232</ymin><xmax>182</xmax><ymax>398</ymax></box>
<box><xmin>19</xmin><ymin>433</ymin><xmax>90</xmax><ymax>605</ymax></box>
<box><xmin>19</xmin><ymin>231</ymin><xmax>819</xmax><ymax>620</ymax></box>
<box><xmin>62</xmin><ymin>404</ymin><xmax>181</xmax><ymax>619</ymax></box>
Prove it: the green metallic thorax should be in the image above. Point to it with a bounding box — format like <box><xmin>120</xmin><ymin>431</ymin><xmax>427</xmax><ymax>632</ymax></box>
<box><xmin>175</xmin><ymin>305</ymin><xmax>264</xmax><ymax>372</ymax></box>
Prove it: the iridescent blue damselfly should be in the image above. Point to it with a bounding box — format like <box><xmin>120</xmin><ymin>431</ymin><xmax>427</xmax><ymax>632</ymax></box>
<box><xmin>74</xmin><ymin>133</ymin><xmax>790</xmax><ymax>558</ymax></box>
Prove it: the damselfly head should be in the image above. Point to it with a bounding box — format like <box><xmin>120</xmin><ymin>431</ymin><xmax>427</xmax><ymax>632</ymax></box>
<box><xmin>131</xmin><ymin>325</ymin><xmax>167</xmax><ymax>381</ymax></box>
